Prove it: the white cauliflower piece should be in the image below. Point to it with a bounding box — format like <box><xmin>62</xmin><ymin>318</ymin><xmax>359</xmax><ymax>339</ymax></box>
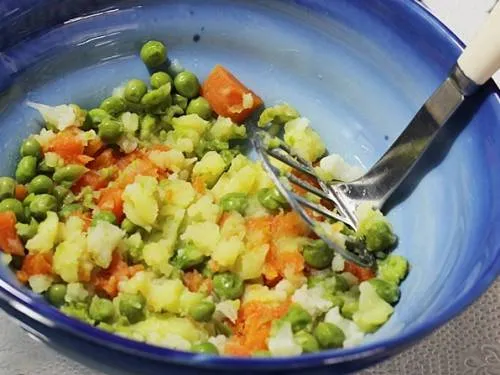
<box><xmin>208</xmin><ymin>335</ymin><xmax>228</xmax><ymax>354</ymax></box>
<box><xmin>324</xmin><ymin>306</ymin><xmax>365</xmax><ymax>348</ymax></box>
<box><xmin>291</xmin><ymin>285</ymin><xmax>332</xmax><ymax>317</ymax></box>
<box><xmin>28</xmin><ymin>102</ymin><xmax>78</xmax><ymax>131</ymax></box>
<box><xmin>315</xmin><ymin>154</ymin><xmax>364</xmax><ymax>182</ymax></box>
<box><xmin>268</xmin><ymin>321</ymin><xmax>302</xmax><ymax>357</ymax></box>
<box><xmin>33</xmin><ymin>129</ymin><xmax>56</xmax><ymax>149</ymax></box>
<box><xmin>214</xmin><ymin>300</ymin><xmax>240</xmax><ymax>323</ymax></box>
<box><xmin>87</xmin><ymin>221</ymin><xmax>124</xmax><ymax>268</ymax></box>
<box><xmin>28</xmin><ymin>275</ymin><xmax>53</xmax><ymax>293</ymax></box>
<box><xmin>117</xmin><ymin>135</ymin><xmax>138</xmax><ymax>154</ymax></box>
<box><xmin>332</xmin><ymin>253</ymin><xmax>345</xmax><ymax>272</ymax></box>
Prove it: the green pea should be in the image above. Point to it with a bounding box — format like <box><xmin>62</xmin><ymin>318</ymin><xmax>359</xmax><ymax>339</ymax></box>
<box><xmin>172</xmin><ymin>94</ymin><xmax>188</xmax><ymax>111</ymax></box>
<box><xmin>38</xmin><ymin>159</ymin><xmax>55</xmax><ymax>175</ymax></box>
<box><xmin>59</xmin><ymin>203</ymin><xmax>84</xmax><ymax>220</ymax></box>
<box><xmin>141</xmin><ymin>85</ymin><xmax>171</xmax><ymax>108</ymax></box>
<box><xmin>191</xmin><ymin>342</ymin><xmax>218</xmax><ymax>355</ymax></box>
<box><xmin>29</xmin><ymin>194</ymin><xmax>57</xmax><ymax>220</ymax></box>
<box><xmin>23</xmin><ymin>193</ymin><xmax>36</xmax><ymax>207</ymax></box>
<box><xmin>334</xmin><ymin>275</ymin><xmax>350</xmax><ymax>292</ymax></box>
<box><xmin>189</xmin><ymin>300</ymin><xmax>215</xmax><ymax>322</ymax></box>
<box><xmin>98</xmin><ymin>118</ymin><xmax>124</xmax><ymax>143</ymax></box>
<box><xmin>89</xmin><ymin>297</ymin><xmax>115</xmax><ymax>322</ymax></box>
<box><xmin>47</xmin><ymin>284</ymin><xmax>67</xmax><ymax>307</ymax></box>
<box><xmin>16</xmin><ymin>156</ymin><xmax>37</xmax><ymax>183</ymax></box>
<box><xmin>174</xmin><ymin>71</ymin><xmax>200</xmax><ymax>99</ymax></box>
<box><xmin>0</xmin><ymin>198</ymin><xmax>25</xmax><ymax>222</ymax></box>
<box><xmin>283</xmin><ymin>304</ymin><xmax>312</xmax><ymax>332</ymax></box>
<box><xmin>121</xmin><ymin>218</ymin><xmax>138</xmax><ymax>234</ymax></box>
<box><xmin>119</xmin><ymin>293</ymin><xmax>146</xmax><ymax>324</ymax></box>
<box><xmin>173</xmin><ymin>245</ymin><xmax>205</xmax><ymax>270</ymax></box>
<box><xmin>186</xmin><ymin>97</ymin><xmax>212</xmax><ymax>120</ymax></box>
<box><xmin>303</xmin><ymin>240</ymin><xmax>334</xmax><ymax>269</ymax></box>
<box><xmin>27</xmin><ymin>175</ymin><xmax>54</xmax><ymax>195</ymax></box>
<box><xmin>91</xmin><ymin>211</ymin><xmax>117</xmax><ymax>226</ymax></box>
<box><xmin>124</xmin><ymin>79</ymin><xmax>148</xmax><ymax>103</ymax></box>
<box><xmin>20</xmin><ymin>138</ymin><xmax>42</xmax><ymax>159</ymax></box>
<box><xmin>53</xmin><ymin>186</ymin><xmax>70</xmax><ymax>204</ymax></box>
<box><xmin>100</xmin><ymin>96</ymin><xmax>127</xmax><ymax>116</ymax></box>
<box><xmin>15</xmin><ymin>218</ymin><xmax>38</xmax><ymax>241</ymax></box>
<box><xmin>88</xmin><ymin>108</ymin><xmax>111</xmax><ymax>127</ymax></box>
<box><xmin>53</xmin><ymin>165</ymin><xmax>87</xmax><ymax>184</ymax></box>
<box><xmin>150</xmin><ymin>72</ymin><xmax>173</xmax><ymax>89</ymax></box>
<box><xmin>294</xmin><ymin>331</ymin><xmax>320</xmax><ymax>353</ymax></box>
<box><xmin>0</xmin><ymin>177</ymin><xmax>16</xmax><ymax>200</ymax></box>
<box><xmin>220</xmin><ymin>192</ymin><xmax>249</xmax><ymax>215</ymax></box>
<box><xmin>257</xmin><ymin>187</ymin><xmax>288</xmax><ymax>211</ymax></box>
<box><xmin>139</xmin><ymin>114</ymin><xmax>159</xmax><ymax>140</ymax></box>
<box><xmin>368</xmin><ymin>278</ymin><xmax>400</xmax><ymax>304</ymax></box>
<box><xmin>213</xmin><ymin>272</ymin><xmax>244</xmax><ymax>300</ymax></box>
<box><xmin>313</xmin><ymin>322</ymin><xmax>345</xmax><ymax>349</ymax></box>
<box><xmin>140</xmin><ymin>40</ymin><xmax>167</xmax><ymax>68</ymax></box>
<box><xmin>340</xmin><ymin>299</ymin><xmax>359</xmax><ymax>319</ymax></box>
<box><xmin>214</xmin><ymin>320</ymin><xmax>232</xmax><ymax>337</ymax></box>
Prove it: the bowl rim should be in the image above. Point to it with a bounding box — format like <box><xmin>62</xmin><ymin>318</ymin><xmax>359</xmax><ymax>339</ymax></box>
<box><xmin>0</xmin><ymin>0</ymin><xmax>499</xmax><ymax>370</ymax></box>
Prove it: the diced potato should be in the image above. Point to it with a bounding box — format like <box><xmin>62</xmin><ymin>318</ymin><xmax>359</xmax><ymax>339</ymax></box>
<box><xmin>28</xmin><ymin>275</ymin><xmax>53</xmax><ymax>293</ymax></box>
<box><xmin>65</xmin><ymin>282</ymin><xmax>89</xmax><ymax>303</ymax></box>
<box><xmin>123</xmin><ymin>176</ymin><xmax>159</xmax><ymax>231</ymax></box>
<box><xmin>181</xmin><ymin>222</ymin><xmax>220</xmax><ymax>255</ymax></box>
<box><xmin>142</xmin><ymin>239</ymin><xmax>175</xmax><ymax>276</ymax></box>
<box><xmin>192</xmin><ymin>151</ymin><xmax>226</xmax><ymax>187</ymax></box>
<box><xmin>118</xmin><ymin>271</ymin><xmax>155</xmax><ymax>296</ymax></box>
<box><xmin>212</xmin><ymin>236</ymin><xmax>246</xmax><ymax>268</ymax></box>
<box><xmin>161</xmin><ymin>179</ymin><xmax>196</xmax><ymax>209</ymax></box>
<box><xmin>242</xmin><ymin>284</ymin><xmax>287</xmax><ymax>304</ymax></box>
<box><xmin>148</xmin><ymin>149</ymin><xmax>190</xmax><ymax>173</ymax></box>
<box><xmin>26</xmin><ymin>212</ymin><xmax>59</xmax><ymax>254</ymax></box>
<box><xmin>187</xmin><ymin>194</ymin><xmax>221</xmax><ymax>223</ymax></box>
<box><xmin>208</xmin><ymin>116</ymin><xmax>246</xmax><ymax>141</ymax></box>
<box><xmin>220</xmin><ymin>211</ymin><xmax>246</xmax><ymax>240</ymax></box>
<box><xmin>284</xmin><ymin>117</ymin><xmax>326</xmax><ymax>162</ymax></box>
<box><xmin>178</xmin><ymin>290</ymin><xmax>205</xmax><ymax>316</ymax></box>
<box><xmin>234</xmin><ymin>244</ymin><xmax>269</xmax><ymax>280</ymax></box>
<box><xmin>130</xmin><ymin>316</ymin><xmax>207</xmax><ymax>344</ymax></box>
<box><xmin>53</xmin><ymin>237</ymin><xmax>87</xmax><ymax>283</ymax></box>
<box><xmin>147</xmin><ymin>278</ymin><xmax>185</xmax><ymax>313</ymax></box>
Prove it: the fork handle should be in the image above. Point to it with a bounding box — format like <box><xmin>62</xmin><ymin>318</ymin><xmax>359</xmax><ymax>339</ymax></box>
<box><xmin>457</xmin><ymin>2</ymin><xmax>500</xmax><ymax>86</ymax></box>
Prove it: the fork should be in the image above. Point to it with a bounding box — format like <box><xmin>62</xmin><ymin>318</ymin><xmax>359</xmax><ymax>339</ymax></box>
<box><xmin>254</xmin><ymin>3</ymin><xmax>500</xmax><ymax>267</ymax></box>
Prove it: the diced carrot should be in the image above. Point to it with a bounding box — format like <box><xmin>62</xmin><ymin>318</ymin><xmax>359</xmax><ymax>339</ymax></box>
<box><xmin>192</xmin><ymin>176</ymin><xmax>206</xmax><ymax>194</ymax></box>
<box><xmin>201</xmin><ymin>65</ymin><xmax>263</xmax><ymax>123</ymax></box>
<box><xmin>149</xmin><ymin>144</ymin><xmax>171</xmax><ymax>152</ymax></box>
<box><xmin>47</xmin><ymin>131</ymin><xmax>86</xmax><ymax>164</ymax></box>
<box><xmin>92</xmin><ymin>252</ymin><xmax>144</xmax><ymax>298</ymax></box>
<box><xmin>227</xmin><ymin>299</ymin><xmax>291</xmax><ymax>356</ymax></box>
<box><xmin>218</xmin><ymin>212</ymin><xmax>231</xmax><ymax>227</ymax></box>
<box><xmin>0</xmin><ymin>212</ymin><xmax>24</xmax><ymax>256</ymax></box>
<box><xmin>97</xmin><ymin>187</ymin><xmax>124</xmax><ymax>222</ymax></box>
<box><xmin>88</xmin><ymin>148</ymin><xmax>119</xmax><ymax>170</ymax></box>
<box><xmin>20</xmin><ymin>253</ymin><xmax>52</xmax><ymax>277</ymax></box>
<box><xmin>14</xmin><ymin>184</ymin><xmax>28</xmax><ymax>201</ymax></box>
<box><xmin>245</xmin><ymin>216</ymin><xmax>273</xmax><ymax>247</ymax></box>
<box><xmin>116</xmin><ymin>158</ymin><xmax>159</xmax><ymax>188</ymax></box>
<box><xmin>272</xmin><ymin>211</ymin><xmax>310</xmax><ymax>238</ymax></box>
<box><xmin>16</xmin><ymin>270</ymin><xmax>29</xmax><ymax>284</ymax></box>
<box><xmin>76</xmin><ymin>154</ymin><xmax>94</xmax><ymax>165</ymax></box>
<box><xmin>85</xmin><ymin>138</ymin><xmax>105</xmax><ymax>157</ymax></box>
<box><xmin>182</xmin><ymin>270</ymin><xmax>204</xmax><ymax>292</ymax></box>
<box><xmin>344</xmin><ymin>260</ymin><xmax>375</xmax><ymax>282</ymax></box>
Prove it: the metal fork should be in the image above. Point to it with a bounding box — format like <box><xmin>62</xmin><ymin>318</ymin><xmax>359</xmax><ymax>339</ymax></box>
<box><xmin>254</xmin><ymin>3</ymin><xmax>500</xmax><ymax>267</ymax></box>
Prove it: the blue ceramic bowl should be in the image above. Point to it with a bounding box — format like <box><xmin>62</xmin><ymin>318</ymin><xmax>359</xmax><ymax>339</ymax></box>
<box><xmin>0</xmin><ymin>0</ymin><xmax>499</xmax><ymax>374</ymax></box>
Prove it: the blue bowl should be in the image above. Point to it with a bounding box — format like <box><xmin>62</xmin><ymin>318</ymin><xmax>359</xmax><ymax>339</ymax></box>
<box><xmin>0</xmin><ymin>0</ymin><xmax>499</xmax><ymax>374</ymax></box>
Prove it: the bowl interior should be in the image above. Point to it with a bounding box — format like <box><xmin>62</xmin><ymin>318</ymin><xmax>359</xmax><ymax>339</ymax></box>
<box><xmin>0</xmin><ymin>0</ymin><xmax>499</xmax><ymax>362</ymax></box>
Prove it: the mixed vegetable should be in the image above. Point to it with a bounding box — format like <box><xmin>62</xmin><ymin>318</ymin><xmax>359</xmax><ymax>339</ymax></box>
<box><xmin>0</xmin><ymin>40</ymin><xmax>409</xmax><ymax>357</ymax></box>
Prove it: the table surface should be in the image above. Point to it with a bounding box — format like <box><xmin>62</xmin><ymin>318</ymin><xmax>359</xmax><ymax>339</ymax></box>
<box><xmin>1</xmin><ymin>1</ymin><xmax>499</xmax><ymax>374</ymax></box>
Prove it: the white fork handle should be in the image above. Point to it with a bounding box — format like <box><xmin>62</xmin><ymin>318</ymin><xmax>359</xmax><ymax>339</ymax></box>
<box><xmin>457</xmin><ymin>2</ymin><xmax>500</xmax><ymax>85</ymax></box>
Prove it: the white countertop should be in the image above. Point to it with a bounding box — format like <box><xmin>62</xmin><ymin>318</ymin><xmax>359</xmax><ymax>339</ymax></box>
<box><xmin>0</xmin><ymin>1</ymin><xmax>499</xmax><ymax>374</ymax></box>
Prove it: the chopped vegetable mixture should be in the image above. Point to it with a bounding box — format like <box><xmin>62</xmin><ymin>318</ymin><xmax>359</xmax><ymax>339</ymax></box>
<box><xmin>0</xmin><ymin>40</ymin><xmax>409</xmax><ymax>357</ymax></box>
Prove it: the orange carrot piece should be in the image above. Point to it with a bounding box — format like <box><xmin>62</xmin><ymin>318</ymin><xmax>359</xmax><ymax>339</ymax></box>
<box><xmin>201</xmin><ymin>65</ymin><xmax>263</xmax><ymax>123</ymax></box>
<box><xmin>192</xmin><ymin>176</ymin><xmax>206</xmax><ymax>194</ymax></box>
<box><xmin>85</xmin><ymin>138</ymin><xmax>105</xmax><ymax>157</ymax></box>
<box><xmin>47</xmin><ymin>131</ymin><xmax>86</xmax><ymax>164</ymax></box>
<box><xmin>15</xmin><ymin>184</ymin><xmax>28</xmax><ymax>201</ymax></box>
<box><xmin>71</xmin><ymin>170</ymin><xmax>109</xmax><ymax>194</ymax></box>
<box><xmin>344</xmin><ymin>261</ymin><xmax>375</xmax><ymax>282</ymax></box>
<box><xmin>272</xmin><ymin>211</ymin><xmax>310</xmax><ymax>238</ymax></box>
<box><xmin>0</xmin><ymin>212</ymin><xmax>24</xmax><ymax>256</ymax></box>
<box><xmin>89</xmin><ymin>148</ymin><xmax>119</xmax><ymax>170</ymax></box>
<box><xmin>20</xmin><ymin>253</ymin><xmax>53</xmax><ymax>277</ymax></box>
<box><xmin>97</xmin><ymin>187</ymin><xmax>124</xmax><ymax>222</ymax></box>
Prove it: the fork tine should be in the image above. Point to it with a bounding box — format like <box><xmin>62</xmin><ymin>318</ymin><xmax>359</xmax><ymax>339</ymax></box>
<box><xmin>286</xmin><ymin>173</ymin><xmax>334</xmax><ymax>202</ymax></box>
<box><xmin>265</xmin><ymin>148</ymin><xmax>317</xmax><ymax>178</ymax></box>
<box><xmin>290</xmin><ymin>192</ymin><xmax>351</xmax><ymax>224</ymax></box>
